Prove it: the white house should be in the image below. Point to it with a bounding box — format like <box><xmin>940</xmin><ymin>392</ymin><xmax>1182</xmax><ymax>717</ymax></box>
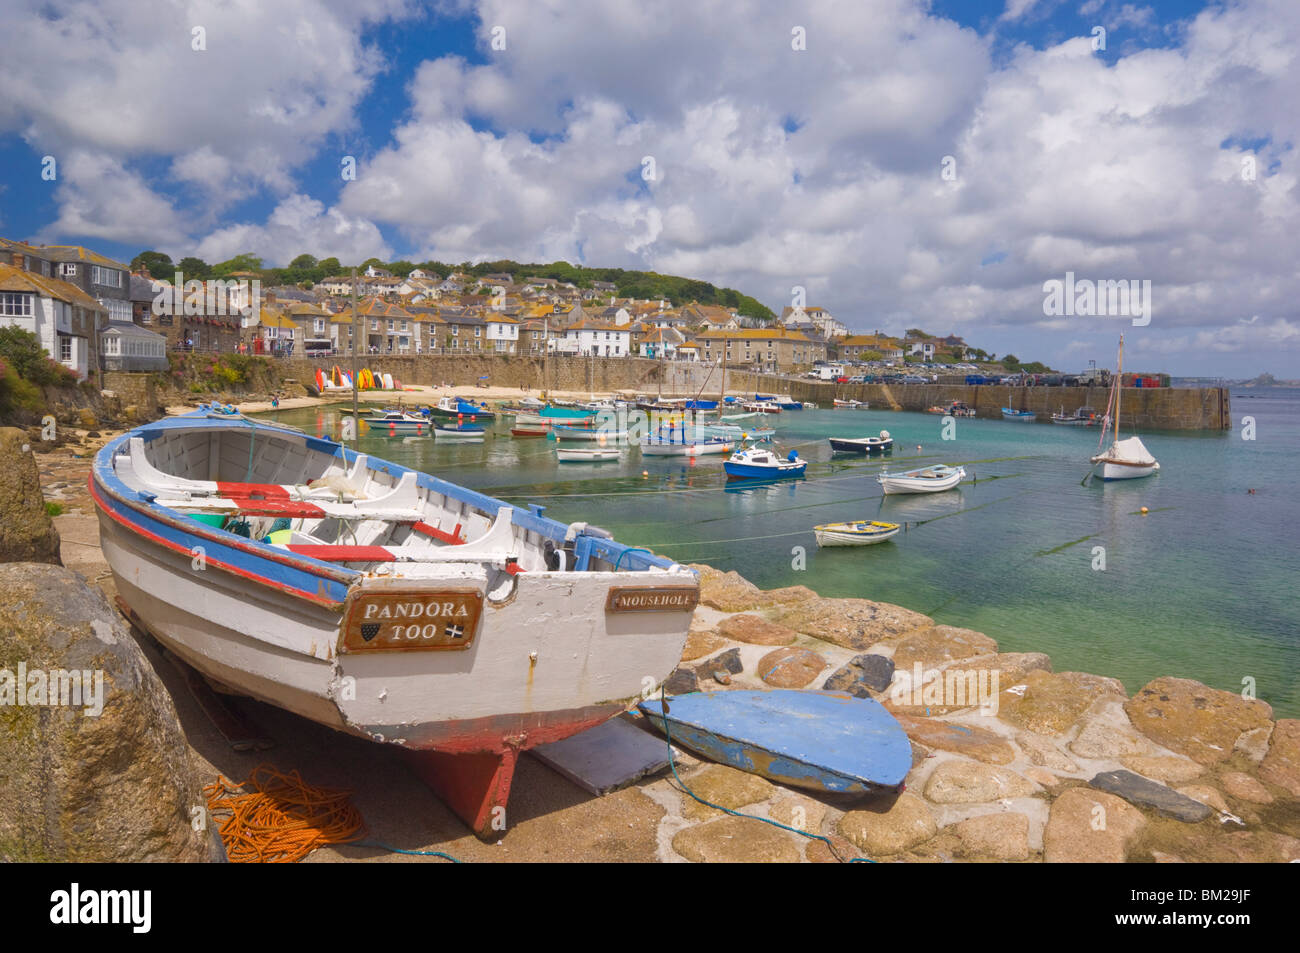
<box><xmin>908</xmin><ymin>340</ymin><xmax>936</xmax><ymax>360</ymax></box>
<box><xmin>485</xmin><ymin>314</ymin><xmax>519</xmax><ymax>354</ymax></box>
<box><xmin>0</xmin><ymin>258</ymin><xmax>104</xmax><ymax>379</ymax></box>
<box><xmin>550</xmin><ymin>320</ymin><xmax>630</xmax><ymax>357</ymax></box>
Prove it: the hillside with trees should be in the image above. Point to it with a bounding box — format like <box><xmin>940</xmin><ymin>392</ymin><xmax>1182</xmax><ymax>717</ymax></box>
<box><xmin>130</xmin><ymin>252</ymin><xmax>775</xmax><ymax>321</ymax></box>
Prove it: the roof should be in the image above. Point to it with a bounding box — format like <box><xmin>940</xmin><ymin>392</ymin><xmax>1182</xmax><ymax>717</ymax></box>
<box><xmin>0</xmin><ymin>262</ymin><xmax>108</xmax><ymax>311</ymax></box>
<box><xmin>33</xmin><ymin>244</ymin><xmax>129</xmax><ymax>270</ymax></box>
<box><xmin>565</xmin><ymin>319</ymin><xmax>628</xmax><ymax>332</ymax></box>
<box><xmin>102</xmin><ymin>320</ymin><xmax>167</xmax><ymax>341</ymax></box>
<box><xmin>696</xmin><ymin>328</ymin><xmax>813</xmax><ymax>342</ymax></box>
<box><xmin>129</xmin><ymin>273</ymin><xmax>160</xmax><ymax>302</ymax></box>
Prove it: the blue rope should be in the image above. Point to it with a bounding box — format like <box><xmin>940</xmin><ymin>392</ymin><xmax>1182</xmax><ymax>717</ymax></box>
<box><xmin>657</xmin><ymin>687</ymin><xmax>873</xmax><ymax>863</ymax></box>
<box><xmin>613</xmin><ymin>547</ymin><xmax>651</xmax><ymax>571</ymax></box>
<box><xmin>356</xmin><ymin>839</ymin><xmax>462</xmax><ymax>862</ymax></box>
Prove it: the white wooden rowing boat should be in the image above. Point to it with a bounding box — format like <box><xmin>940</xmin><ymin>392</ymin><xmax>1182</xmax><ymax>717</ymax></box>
<box><xmin>877</xmin><ymin>465</ymin><xmax>966</xmax><ymax>495</ymax></box>
<box><xmin>91</xmin><ymin>407</ymin><xmax>697</xmax><ymax>839</ymax></box>
<box><xmin>556</xmin><ymin>446</ymin><xmax>621</xmax><ymax>462</ymax></box>
<box><xmin>813</xmin><ymin>520</ymin><xmax>901</xmax><ymax>547</ymax></box>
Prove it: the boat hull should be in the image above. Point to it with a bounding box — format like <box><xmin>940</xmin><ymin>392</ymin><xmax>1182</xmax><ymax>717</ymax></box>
<box><xmin>639</xmin><ymin>690</ymin><xmax>910</xmax><ymax>793</ymax></box>
<box><xmin>828</xmin><ymin>438</ymin><xmax>892</xmax><ymax>453</ymax></box>
<box><xmin>723</xmin><ymin>462</ymin><xmax>806</xmax><ymax>479</ymax></box>
<box><xmin>91</xmin><ymin>414</ymin><xmax>698</xmax><ymax>837</ymax></box>
<box><xmin>1099</xmin><ymin>461</ymin><xmax>1159</xmax><ymax>480</ymax></box>
<box><xmin>556</xmin><ymin>448</ymin><xmax>619</xmax><ymax>461</ymax></box>
<box><xmin>877</xmin><ymin>468</ymin><xmax>965</xmax><ymax>495</ymax></box>
<box><xmin>814</xmin><ymin>524</ymin><xmax>900</xmax><ymax>547</ymax></box>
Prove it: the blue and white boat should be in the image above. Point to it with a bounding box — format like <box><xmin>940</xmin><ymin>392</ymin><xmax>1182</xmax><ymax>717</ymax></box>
<box><xmin>723</xmin><ymin>445</ymin><xmax>807</xmax><ymax>479</ymax></box>
<box><xmin>362</xmin><ymin>410</ymin><xmax>429</xmax><ymax>434</ymax></box>
<box><xmin>426</xmin><ymin>396</ymin><xmax>495</xmax><ymax>420</ymax></box>
<box><xmin>1001</xmin><ymin>407</ymin><xmax>1036</xmax><ymax>421</ymax></box>
<box><xmin>90</xmin><ymin>407</ymin><xmax>698</xmax><ymax>839</ymax></box>
<box><xmin>434</xmin><ymin>422</ymin><xmax>487</xmax><ymax>441</ymax></box>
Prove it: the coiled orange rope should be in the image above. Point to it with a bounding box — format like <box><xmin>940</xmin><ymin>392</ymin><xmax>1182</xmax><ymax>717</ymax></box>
<box><xmin>204</xmin><ymin>763</ymin><xmax>367</xmax><ymax>863</ymax></box>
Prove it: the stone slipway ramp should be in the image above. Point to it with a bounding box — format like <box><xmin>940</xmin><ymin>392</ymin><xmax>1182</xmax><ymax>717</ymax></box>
<box><xmin>639</xmin><ymin>689</ymin><xmax>911</xmax><ymax>794</ymax></box>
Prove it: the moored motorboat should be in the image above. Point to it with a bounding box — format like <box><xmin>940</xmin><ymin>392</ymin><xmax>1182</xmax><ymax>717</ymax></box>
<box><xmin>639</xmin><ymin>435</ymin><xmax>734</xmax><ymax>457</ymax></box>
<box><xmin>813</xmin><ymin>520</ymin><xmax>901</xmax><ymax>547</ymax></box>
<box><xmin>877</xmin><ymin>464</ymin><xmax>966</xmax><ymax>495</ymax></box>
<box><xmin>510</xmin><ymin>425</ymin><xmax>550</xmax><ymax>437</ymax></box>
<box><xmin>363</xmin><ymin>410</ymin><xmax>429</xmax><ymax>434</ymax></box>
<box><xmin>829</xmin><ymin>430</ymin><xmax>893</xmax><ymax>454</ymax></box>
<box><xmin>833</xmin><ymin>398</ymin><xmax>864</xmax><ymax>409</ymax></box>
<box><xmin>551</xmin><ymin>424</ymin><xmax>628</xmax><ymax>441</ymax></box>
<box><xmin>928</xmin><ymin>401</ymin><xmax>975</xmax><ymax>417</ymax></box>
<box><xmin>91</xmin><ymin>407</ymin><xmax>698</xmax><ymax>839</ymax></box>
<box><xmin>426</xmin><ymin>396</ymin><xmax>495</xmax><ymax>420</ymax></box>
<box><xmin>1001</xmin><ymin>407</ymin><xmax>1036</xmax><ymax>421</ymax></box>
<box><xmin>723</xmin><ymin>445</ymin><xmax>807</xmax><ymax>480</ymax></box>
<box><xmin>1052</xmin><ymin>406</ymin><xmax>1096</xmax><ymax>426</ymax></box>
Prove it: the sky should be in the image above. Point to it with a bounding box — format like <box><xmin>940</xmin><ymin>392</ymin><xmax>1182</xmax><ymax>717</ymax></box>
<box><xmin>0</xmin><ymin>0</ymin><xmax>1296</xmax><ymax>377</ymax></box>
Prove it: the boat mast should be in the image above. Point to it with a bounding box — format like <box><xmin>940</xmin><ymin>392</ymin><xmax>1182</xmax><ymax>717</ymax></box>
<box><xmin>1114</xmin><ymin>333</ymin><xmax>1124</xmax><ymax>444</ymax></box>
<box><xmin>350</xmin><ymin>267</ymin><xmax>359</xmax><ymax>452</ymax></box>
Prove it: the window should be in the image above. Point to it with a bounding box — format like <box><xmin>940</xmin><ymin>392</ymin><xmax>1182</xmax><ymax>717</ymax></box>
<box><xmin>0</xmin><ymin>293</ymin><xmax>33</xmax><ymax>316</ymax></box>
<box><xmin>451</xmin><ymin>326</ymin><xmax>458</xmax><ymax>335</ymax></box>
<box><xmin>91</xmin><ymin>266</ymin><xmax>122</xmax><ymax>287</ymax></box>
<box><xmin>474</xmin><ymin>328</ymin><xmax>481</xmax><ymax>336</ymax></box>
<box><xmin>314</xmin><ymin>319</ymin><xmax>326</xmax><ymax>333</ymax></box>
<box><xmin>60</xmin><ymin>263</ymin><xmax>77</xmax><ymax>278</ymax></box>
<box><xmin>59</xmin><ymin>336</ymin><xmax>73</xmax><ymax>362</ymax></box>
<box><xmin>104</xmin><ymin>336</ymin><xmax>121</xmax><ymax>356</ymax></box>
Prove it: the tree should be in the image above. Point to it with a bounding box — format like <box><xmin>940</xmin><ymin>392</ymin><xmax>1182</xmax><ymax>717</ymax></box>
<box><xmin>131</xmin><ymin>250</ymin><xmax>174</xmax><ymax>279</ymax></box>
<box><xmin>288</xmin><ymin>254</ymin><xmax>318</xmax><ymax>271</ymax></box>
<box><xmin>0</xmin><ymin>327</ymin><xmax>62</xmax><ymax>385</ymax></box>
<box><xmin>177</xmin><ymin>256</ymin><xmax>211</xmax><ymax>280</ymax></box>
<box><xmin>1002</xmin><ymin>354</ymin><xmax>1020</xmax><ymax>369</ymax></box>
<box><xmin>213</xmin><ymin>253</ymin><xmax>263</xmax><ymax>276</ymax></box>
<box><xmin>317</xmin><ymin>257</ymin><xmax>342</xmax><ymax>276</ymax></box>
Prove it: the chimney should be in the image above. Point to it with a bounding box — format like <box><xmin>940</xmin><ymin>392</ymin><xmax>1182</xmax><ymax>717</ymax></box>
<box><xmin>10</xmin><ymin>251</ymin><xmax>24</xmax><ymax>270</ymax></box>
<box><xmin>266</xmin><ymin>291</ymin><xmax>277</xmax><ymax>307</ymax></box>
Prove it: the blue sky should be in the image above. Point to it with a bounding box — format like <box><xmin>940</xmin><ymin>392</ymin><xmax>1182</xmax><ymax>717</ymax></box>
<box><xmin>1</xmin><ymin>0</ymin><xmax>1296</xmax><ymax>376</ymax></box>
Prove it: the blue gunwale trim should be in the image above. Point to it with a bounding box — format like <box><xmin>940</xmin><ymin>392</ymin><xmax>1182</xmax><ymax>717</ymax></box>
<box><xmin>94</xmin><ymin>410</ymin><xmax>687</xmax><ymax>579</ymax></box>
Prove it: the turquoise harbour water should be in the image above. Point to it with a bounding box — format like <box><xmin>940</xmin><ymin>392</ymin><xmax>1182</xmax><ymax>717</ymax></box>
<box><xmin>258</xmin><ymin>389</ymin><xmax>1300</xmax><ymax>717</ymax></box>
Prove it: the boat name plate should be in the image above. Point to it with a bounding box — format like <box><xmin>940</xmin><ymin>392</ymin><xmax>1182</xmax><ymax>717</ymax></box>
<box><xmin>605</xmin><ymin>585</ymin><xmax>700</xmax><ymax>614</ymax></box>
<box><xmin>340</xmin><ymin>588</ymin><xmax>483</xmax><ymax>652</ymax></box>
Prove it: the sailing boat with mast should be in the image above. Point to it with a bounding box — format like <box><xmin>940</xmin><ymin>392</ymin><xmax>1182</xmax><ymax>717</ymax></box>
<box><xmin>1089</xmin><ymin>335</ymin><xmax>1160</xmax><ymax>481</ymax></box>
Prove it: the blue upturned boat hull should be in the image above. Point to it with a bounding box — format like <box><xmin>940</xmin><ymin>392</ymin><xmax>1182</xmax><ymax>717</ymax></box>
<box><xmin>723</xmin><ymin>461</ymin><xmax>806</xmax><ymax>479</ymax></box>
<box><xmin>639</xmin><ymin>690</ymin><xmax>911</xmax><ymax>793</ymax></box>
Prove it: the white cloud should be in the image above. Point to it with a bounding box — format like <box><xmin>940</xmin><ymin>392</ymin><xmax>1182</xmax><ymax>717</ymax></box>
<box><xmin>194</xmin><ymin>194</ymin><xmax>391</xmax><ymax>265</ymax></box>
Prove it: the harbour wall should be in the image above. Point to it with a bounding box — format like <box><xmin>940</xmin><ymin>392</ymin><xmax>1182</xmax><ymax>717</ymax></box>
<box><xmin>274</xmin><ymin>357</ymin><xmax>1229</xmax><ymax>431</ymax></box>
<box><xmin>727</xmin><ymin>373</ymin><xmax>1232</xmax><ymax>432</ymax></box>
<box><xmin>282</xmin><ymin>355</ymin><xmax>721</xmax><ymax>396</ymax></box>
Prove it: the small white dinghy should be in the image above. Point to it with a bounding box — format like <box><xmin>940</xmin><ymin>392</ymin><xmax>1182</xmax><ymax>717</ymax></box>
<box><xmin>877</xmin><ymin>464</ymin><xmax>966</xmax><ymax>495</ymax></box>
<box><xmin>556</xmin><ymin>446</ymin><xmax>620</xmax><ymax>462</ymax></box>
<box><xmin>814</xmin><ymin>520</ymin><xmax>901</xmax><ymax>547</ymax></box>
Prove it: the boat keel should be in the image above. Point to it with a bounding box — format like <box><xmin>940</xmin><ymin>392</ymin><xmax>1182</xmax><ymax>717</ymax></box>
<box><xmin>403</xmin><ymin>746</ymin><xmax>520</xmax><ymax>840</ymax></box>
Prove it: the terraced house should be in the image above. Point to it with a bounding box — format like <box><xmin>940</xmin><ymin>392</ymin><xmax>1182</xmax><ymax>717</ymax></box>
<box><xmin>694</xmin><ymin>328</ymin><xmax>825</xmax><ymax>373</ymax></box>
<box><xmin>0</xmin><ymin>250</ymin><xmax>106</xmax><ymax>380</ymax></box>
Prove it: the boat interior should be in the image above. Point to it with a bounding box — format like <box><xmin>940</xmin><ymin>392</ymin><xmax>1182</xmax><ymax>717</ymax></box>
<box><xmin>109</xmin><ymin>417</ymin><xmax>673</xmax><ymax>577</ymax></box>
